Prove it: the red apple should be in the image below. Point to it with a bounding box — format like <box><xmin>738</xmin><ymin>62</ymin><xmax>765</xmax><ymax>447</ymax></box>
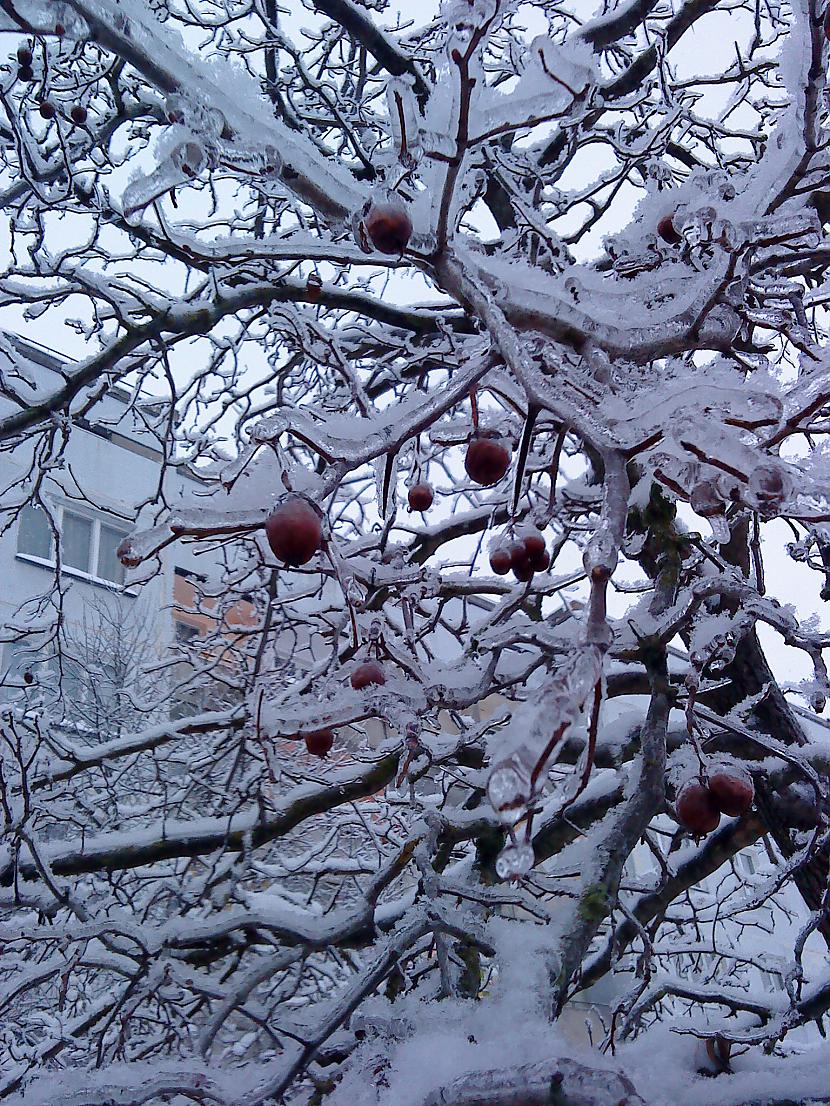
<box><xmin>17</xmin><ymin>46</ymin><xmax>32</xmax><ymax>66</ymax></box>
<box><xmin>305</xmin><ymin>273</ymin><xmax>322</xmax><ymax>302</ymax></box>
<box><xmin>529</xmin><ymin>547</ymin><xmax>550</xmax><ymax>572</ymax></box>
<box><xmin>513</xmin><ymin>560</ymin><xmax>534</xmax><ymax>583</ymax></box>
<box><xmin>523</xmin><ymin>532</ymin><xmax>545</xmax><ymax>559</ymax></box>
<box><xmin>676</xmin><ymin>781</ymin><xmax>721</xmax><ymax>835</ymax></box>
<box><xmin>489</xmin><ymin>547</ymin><xmax>511</xmax><ymax>575</ymax></box>
<box><xmin>407</xmin><ymin>483</ymin><xmax>433</xmax><ymax>513</ymax></box>
<box><xmin>305</xmin><ymin>729</ymin><xmax>335</xmax><ymax>758</ymax></box>
<box><xmin>265</xmin><ymin>495</ymin><xmax>323</xmax><ymax>567</ymax></box>
<box><xmin>350</xmin><ymin>661</ymin><xmax>386</xmax><ymax>690</ymax></box>
<box><xmin>657</xmin><ymin>215</ymin><xmax>682</xmax><ymax>244</ymax></box>
<box><xmin>70</xmin><ymin>105</ymin><xmax>87</xmax><ymax>125</ymax></box>
<box><xmin>38</xmin><ymin>101</ymin><xmax>55</xmax><ymax>120</ymax></box>
<box><xmin>508</xmin><ymin>541</ymin><xmax>528</xmax><ymax>569</ymax></box>
<box><xmin>364</xmin><ymin>198</ymin><xmax>412</xmax><ymax>255</ymax></box>
<box><xmin>17</xmin><ymin>65</ymin><xmax>33</xmax><ymax>82</ymax></box>
<box><xmin>708</xmin><ymin>769</ymin><xmax>754</xmax><ymax>817</ymax></box>
<box><xmin>465</xmin><ymin>431</ymin><xmax>511</xmax><ymax>487</ymax></box>
<box><xmin>519</xmin><ymin>528</ymin><xmax>548</xmax><ymax>569</ymax></box>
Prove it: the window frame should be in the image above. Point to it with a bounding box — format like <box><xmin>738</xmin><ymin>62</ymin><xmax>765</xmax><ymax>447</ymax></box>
<box><xmin>17</xmin><ymin>501</ymin><xmax>135</xmax><ymax>591</ymax></box>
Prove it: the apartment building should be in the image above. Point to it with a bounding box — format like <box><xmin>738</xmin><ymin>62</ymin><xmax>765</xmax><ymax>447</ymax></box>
<box><xmin>0</xmin><ymin>332</ymin><xmax>236</xmax><ymax>727</ymax></box>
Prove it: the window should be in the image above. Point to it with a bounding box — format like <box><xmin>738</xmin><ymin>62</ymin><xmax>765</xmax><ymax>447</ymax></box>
<box><xmin>739</xmin><ymin>850</ymin><xmax>757</xmax><ymax>875</ymax></box>
<box><xmin>761</xmin><ymin>969</ymin><xmax>782</xmax><ymax>992</ymax></box>
<box><xmin>17</xmin><ymin>505</ymin><xmax>52</xmax><ymax>560</ymax></box>
<box><xmin>17</xmin><ymin>504</ymin><xmax>130</xmax><ymax>585</ymax></box>
<box><xmin>63</xmin><ymin>512</ymin><xmax>93</xmax><ymax>573</ymax></box>
<box><xmin>175</xmin><ymin>621</ymin><xmax>200</xmax><ymax>643</ymax></box>
<box><xmin>98</xmin><ymin>523</ymin><xmax>128</xmax><ymax>585</ymax></box>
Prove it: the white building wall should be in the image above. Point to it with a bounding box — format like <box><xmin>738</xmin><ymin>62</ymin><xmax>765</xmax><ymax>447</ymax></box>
<box><xmin>0</xmin><ymin>333</ymin><xmax>186</xmax><ymax>680</ymax></box>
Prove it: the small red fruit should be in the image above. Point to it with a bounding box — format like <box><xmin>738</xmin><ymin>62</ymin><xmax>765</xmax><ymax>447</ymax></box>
<box><xmin>55</xmin><ymin>23</ymin><xmax>66</xmax><ymax>36</ymax></box>
<box><xmin>17</xmin><ymin>65</ymin><xmax>34</xmax><ymax>82</ymax></box>
<box><xmin>350</xmin><ymin>661</ymin><xmax>386</xmax><ymax>690</ymax></box>
<box><xmin>363</xmin><ymin>198</ymin><xmax>412</xmax><ymax>255</ymax></box>
<box><xmin>70</xmin><ymin>105</ymin><xmax>87</xmax><ymax>125</ymax></box>
<box><xmin>23</xmin><ymin>670</ymin><xmax>33</xmax><ymax>685</ymax></box>
<box><xmin>508</xmin><ymin>542</ymin><xmax>527</xmax><ymax>569</ymax></box>
<box><xmin>464</xmin><ymin>431</ymin><xmax>511</xmax><ymax>487</ymax></box>
<box><xmin>513</xmin><ymin>561</ymin><xmax>534</xmax><ymax>583</ymax></box>
<box><xmin>305</xmin><ymin>729</ymin><xmax>335</xmax><ymax>758</ymax></box>
<box><xmin>657</xmin><ymin>215</ymin><xmax>682</xmax><ymax>245</ymax></box>
<box><xmin>708</xmin><ymin>769</ymin><xmax>754</xmax><ymax>817</ymax></box>
<box><xmin>407</xmin><ymin>483</ymin><xmax>433</xmax><ymax>513</ymax></box>
<box><xmin>305</xmin><ymin>273</ymin><xmax>322</xmax><ymax>302</ymax></box>
<box><xmin>38</xmin><ymin>101</ymin><xmax>55</xmax><ymax>120</ymax></box>
<box><xmin>264</xmin><ymin>495</ymin><xmax>323</xmax><ymax>567</ymax></box>
<box><xmin>522</xmin><ymin>530</ymin><xmax>546</xmax><ymax>560</ymax></box>
<box><xmin>676</xmin><ymin>781</ymin><xmax>721</xmax><ymax>835</ymax></box>
<box><xmin>17</xmin><ymin>46</ymin><xmax>32</xmax><ymax>66</ymax></box>
<box><xmin>529</xmin><ymin>547</ymin><xmax>550</xmax><ymax>572</ymax></box>
<box><xmin>489</xmin><ymin>547</ymin><xmax>511</xmax><ymax>575</ymax></box>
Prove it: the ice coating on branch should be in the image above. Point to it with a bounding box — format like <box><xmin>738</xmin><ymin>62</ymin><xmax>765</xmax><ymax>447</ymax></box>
<box><xmin>485</xmin><ymin>647</ymin><xmax>604</xmax><ymax>822</ymax></box>
<box><xmin>474</xmin><ymin>36</ymin><xmax>597</xmax><ymax>136</ymax></box>
<box><xmin>696</xmin><ymin>304</ymin><xmax>740</xmax><ymax>347</ymax></box>
<box><xmin>689</xmin><ymin>611</ymin><xmax>743</xmax><ymax>672</ymax></box>
<box><xmin>386</xmin><ymin>76</ymin><xmax>423</xmax><ymax>166</ymax></box>
<box><xmin>0</xmin><ymin>1</ymin><xmax>88</xmax><ymax>36</ymax></box>
<box><xmin>121</xmin><ymin>128</ymin><xmax>210</xmax><ymax>218</ymax></box>
<box><xmin>689</xmin><ymin>478</ymin><xmax>727</xmax><ymax>520</ymax></box>
<box><xmin>79</xmin><ymin>0</ymin><xmax>364</xmax><ymax>222</ymax></box>
<box><xmin>583</xmin><ymin>528</ymin><xmax>618</xmax><ymax>578</ymax></box>
<box><xmin>10</xmin><ymin>0</ymin><xmax>830</xmax><ymax>1097</ymax></box>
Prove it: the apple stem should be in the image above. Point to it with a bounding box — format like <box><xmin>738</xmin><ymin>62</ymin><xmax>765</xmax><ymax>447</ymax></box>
<box><xmin>684</xmin><ymin>676</ymin><xmax>709</xmax><ymax>773</ymax></box>
<box><xmin>393</xmin><ymin>90</ymin><xmax>409</xmax><ymax>165</ymax></box>
<box><xmin>469</xmin><ymin>386</ymin><xmax>479</xmax><ymax>430</ymax></box>
<box><xmin>529</xmin><ymin>720</ymin><xmax>569</xmax><ymax>794</ymax></box>
<box><xmin>559</xmin><ymin>680</ymin><xmax>601</xmax><ymax>817</ymax></box>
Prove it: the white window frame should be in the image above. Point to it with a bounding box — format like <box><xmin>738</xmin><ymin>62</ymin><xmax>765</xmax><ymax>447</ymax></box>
<box><xmin>17</xmin><ymin>501</ymin><xmax>136</xmax><ymax>592</ymax></box>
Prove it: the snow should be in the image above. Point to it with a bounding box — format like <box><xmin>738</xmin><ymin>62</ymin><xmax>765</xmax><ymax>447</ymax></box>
<box><xmin>2</xmin><ymin>0</ymin><xmax>830</xmax><ymax>1101</ymax></box>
